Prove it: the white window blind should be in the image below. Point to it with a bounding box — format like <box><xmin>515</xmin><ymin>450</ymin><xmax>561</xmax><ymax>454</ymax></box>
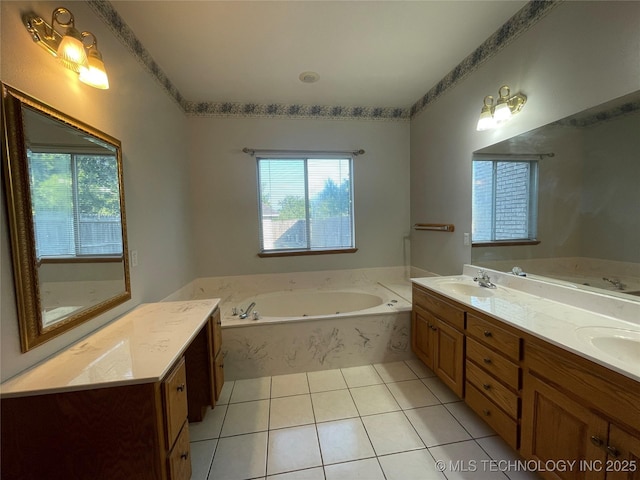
<box><xmin>27</xmin><ymin>151</ymin><xmax>123</xmax><ymax>258</ymax></box>
<box><xmin>257</xmin><ymin>157</ymin><xmax>354</xmax><ymax>252</ymax></box>
<box><xmin>472</xmin><ymin>158</ymin><xmax>538</xmax><ymax>242</ymax></box>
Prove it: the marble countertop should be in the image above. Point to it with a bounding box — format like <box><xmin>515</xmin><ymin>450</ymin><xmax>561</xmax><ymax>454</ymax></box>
<box><xmin>1</xmin><ymin>299</ymin><xmax>220</xmax><ymax>398</ymax></box>
<box><xmin>412</xmin><ymin>266</ymin><xmax>640</xmax><ymax>382</ymax></box>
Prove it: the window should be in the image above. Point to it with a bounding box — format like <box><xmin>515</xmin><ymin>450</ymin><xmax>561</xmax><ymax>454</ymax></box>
<box><xmin>27</xmin><ymin>150</ymin><xmax>123</xmax><ymax>258</ymax></box>
<box><xmin>472</xmin><ymin>157</ymin><xmax>538</xmax><ymax>244</ymax></box>
<box><xmin>257</xmin><ymin>157</ymin><xmax>355</xmax><ymax>254</ymax></box>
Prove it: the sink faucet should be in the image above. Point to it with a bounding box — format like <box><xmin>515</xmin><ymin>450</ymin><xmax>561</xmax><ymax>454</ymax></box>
<box><xmin>602</xmin><ymin>277</ymin><xmax>626</xmax><ymax>290</ymax></box>
<box><xmin>474</xmin><ymin>270</ymin><xmax>496</xmax><ymax>289</ymax></box>
<box><xmin>239</xmin><ymin>302</ymin><xmax>256</xmax><ymax>319</ymax></box>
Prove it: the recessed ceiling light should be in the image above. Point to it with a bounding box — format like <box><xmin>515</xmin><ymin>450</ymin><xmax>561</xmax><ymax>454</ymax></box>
<box><xmin>299</xmin><ymin>71</ymin><xmax>320</xmax><ymax>84</ymax></box>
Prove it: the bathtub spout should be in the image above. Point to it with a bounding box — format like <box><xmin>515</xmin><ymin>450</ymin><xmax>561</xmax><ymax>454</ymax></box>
<box><xmin>239</xmin><ymin>302</ymin><xmax>256</xmax><ymax>319</ymax></box>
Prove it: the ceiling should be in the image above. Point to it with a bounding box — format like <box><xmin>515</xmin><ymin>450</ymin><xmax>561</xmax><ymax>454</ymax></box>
<box><xmin>109</xmin><ymin>1</ymin><xmax>528</xmax><ymax>110</ymax></box>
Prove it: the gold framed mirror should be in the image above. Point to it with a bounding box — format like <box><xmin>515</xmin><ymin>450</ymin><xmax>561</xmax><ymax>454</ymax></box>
<box><xmin>1</xmin><ymin>83</ymin><xmax>131</xmax><ymax>351</ymax></box>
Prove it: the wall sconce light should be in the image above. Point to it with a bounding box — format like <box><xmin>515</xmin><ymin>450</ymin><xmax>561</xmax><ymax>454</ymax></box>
<box><xmin>476</xmin><ymin>85</ymin><xmax>526</xmax><ymax>131</ymax></box>
<box><xmin>23</xmin><ymin>7</ymin><xmax>110</xmax><ymax>89</ymax></box>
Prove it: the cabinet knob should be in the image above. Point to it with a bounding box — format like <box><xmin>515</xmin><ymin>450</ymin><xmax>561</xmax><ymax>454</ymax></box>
<box><xmin>483</xmin><ymin>358</ymin><xmax>492</xmax><ymax>364</ymax></box>
<box><xmin>177</xmin><ymin>383</ymin><xmax>185</xmax><ymax>392</ymax></box>
<box><xmin>483</xmin><ymin>331</ymin><xmax>492</xmax><ymax>337</ymax></box>
<box><xmin>482</xmin><ymin>409</ymin><xmax>491</xmax><ymax>416</ymax></box>
<box><xmin>482</xmin><ymin>383</ymin><xmax>491</xmax><ymax>390</ymax></box>
<box><xmin>590</xmin><ymin>436</ymin><xmax>603</xmax><ymax>447</ymax></box>
<box><xmin>180</xmin><ymin>452</ymin><xmax>189</xmax><ymax>460</ymax></box>
<box><xmin>217</xmin><ymin>320</ymin><xmax>222</xmax><ymax>325</ymax></box>
<box><xmin>606</xmin><ymin>445</ymin><xmax>620</xmax><ymax>458</ymax></box>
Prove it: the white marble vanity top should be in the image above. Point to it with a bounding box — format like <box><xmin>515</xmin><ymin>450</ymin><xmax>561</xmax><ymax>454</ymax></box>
<box><xmin>0</xmin><ymin>299</ymin><xmax>220</xmax><ymax>398</ymax></box>
<box><xmin>412</xmin><ymin>266</ymin><xmax>640</xmax><ymax>382</ymax></box>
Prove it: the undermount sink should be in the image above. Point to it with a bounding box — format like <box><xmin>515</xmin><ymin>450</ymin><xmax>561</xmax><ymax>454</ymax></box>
<box><xmin>576</xmin><ymin>327</ymin><xmax>640</xmax><ymax>364</ymax></box>
<box><xmin>437</xmin><ymin>281</ymin><xmax>495</xmax><ymax>298</ymax></box>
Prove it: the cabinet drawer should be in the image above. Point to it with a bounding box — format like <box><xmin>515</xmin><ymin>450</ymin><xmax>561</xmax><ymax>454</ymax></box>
<box><xmin>413</xmin><ymin>285</ymin><xmax>465</xmax><ymax>331</ymax></box>
<box><xmin>168</xmin><ymin>423</ymin><xmax>192</xmax><ymax>480</ymax></box>
<box><xmin>466</xmin><ymin>360</ymin><xmax>518</xmax><ymax>419</ymax></box>
<box><xmin>467</xmin><ymin>314</ymin><xmax>520</xmax><ymax>361</ymax></box>
<box><xmin>466</xmin><ymin>338</ymin><xmax>520</xmax><ymax>390</ymax></box>
<box><xmin>163</xmin><ymin>357</ymin><xmax>188</xmax><ymax>448</ymax></box>
<box><xmin>465</xmin><ymin>382</ymin><xmax>519</xmax><ymax>450</ymax></box>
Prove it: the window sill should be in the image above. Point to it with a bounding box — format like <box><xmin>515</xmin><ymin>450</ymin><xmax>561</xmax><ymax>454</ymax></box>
<box><xmin>258</xmin><ymin>248</ymin><xmax>358</xmax><ymax>258</ymax></box>
<box><xmin>472</xmin><ymin>240</ymin><xmax>541</xmax><ymax>248</ymax></box>
<box><xmin>38</xmin><ymin>255</ymin><xmax>124</xmax><ymax>265</ymax></box>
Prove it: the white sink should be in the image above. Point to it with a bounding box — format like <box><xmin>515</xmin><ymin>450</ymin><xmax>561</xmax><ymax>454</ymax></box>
<box><xmin>437</xmin><ymin>281</ymin><xmax>495</xmax><ymax>298</ymax></box>
<box><xmin>576</xmin><ymin>327</ymin><xmax>640</xmax><ymax>364</ymax></box>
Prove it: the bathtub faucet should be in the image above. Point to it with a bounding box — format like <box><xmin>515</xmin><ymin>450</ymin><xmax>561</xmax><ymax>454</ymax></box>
<box><xmin>239</xmin><ymin>302</ymin><xmax>256</xmax><ymax>319</ymax></box>
<box><xmin>602</xmin><ymin>277</ymin><xmax>626</xmax><ymax>290</ymax></box>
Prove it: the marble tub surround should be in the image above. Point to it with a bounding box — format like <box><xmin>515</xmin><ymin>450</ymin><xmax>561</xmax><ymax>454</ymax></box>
<box><xmin>0</xmin><ymin>299</ymin><xmax>219</xmax><ymax>398</ymax></box>
<box><xmin>222</xmin><ymin>311</ymin><xmax>413</xmax><ymax>380</ymax></box>
<box><xmin>164</xmin><ymin>266</ymin><xmax>413</xmax><ymax>306</ymax></box>
<box><xmin>163</xmin><ymin>267</ymin><xmax>417</xmax><ymax>380</ymax></box>
<box><xmin>413</xmin><ymin>265</ymin><xmax>640</xmax><ymax>381</ymax></box>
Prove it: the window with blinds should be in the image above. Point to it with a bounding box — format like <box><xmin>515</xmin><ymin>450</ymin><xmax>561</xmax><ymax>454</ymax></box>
<box><xmin>472</xmin><ymin>157</ymin><xmax>539</xmax><ymax>243</ymax></box>
<box><xmin>257</xmin><ymin>157</ymin><xmax>354</xmax><ymax>253</ymax></box>
<box><xmin>27</xmin><ymin>151</ymin><xmax>123</xmax><ymax>258</ymax></box>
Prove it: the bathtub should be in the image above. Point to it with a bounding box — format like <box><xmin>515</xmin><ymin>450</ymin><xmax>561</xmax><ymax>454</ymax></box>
<box><xmin>163</xmin><ymin>267</ymin><xmax>419</xmax><ymax>379</ymax></box>
<box><xmin>224</xmin><ymin>284</ymin><xmax>408</xmax><ymax>326</ymax></box>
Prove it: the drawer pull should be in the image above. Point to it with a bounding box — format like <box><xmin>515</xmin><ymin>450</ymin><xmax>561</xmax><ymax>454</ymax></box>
<box><xmin>177</xmin><ymin>383</ymin><xmax>185</xmax><ymax>392</ymax></box>
<box><xmin>590</xmin><ymin>436</ymin><xmax>604</xmax><ymax>447</ymax></box>
<box><xmin>482</xmin><ymin>383</ymin><xmax>491</xmax><ymax>390</ymax></box>
<box><xmin>482</xmin><ymin>409</ymin><xmax>491</xmax><ymax>416</ymax></box>
<box><xmin>483</xmin><ymin>358</ymin><xmax>492</xmax><ymax>364</ymax></box>
<box><xmin>180</xmin><ymin>452</ymin><xmax>189</xmax><ymax>460</ymax></box>
<box><xmin>430</xmin><ymin>325</ymin><xmax>438</xmax><ymax>331</ymax></box>
<box><xmin>606</xmin><ymin>445</ymin><xmax>620</xmax><ymax>458</ymax></box>
<box><xmin>483</xmin><ymin>331</ymin><xmax>492</xmax><ymax>337</ymax></box>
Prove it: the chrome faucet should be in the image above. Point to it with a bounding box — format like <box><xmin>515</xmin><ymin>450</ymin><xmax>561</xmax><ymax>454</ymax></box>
<box><xmin>474</xmin><ymin>270</ymin><xmax>496</xmax><ymax>289</ymax></box>
<box><xmin>602</xmin><ymin>277</ymin><xmax>626</xmax><ymax>290</ymax></box>
<box><xmin>239</xmin><ymin>302</ymin><xmax>256</xmax><ymax>319</ymax></box>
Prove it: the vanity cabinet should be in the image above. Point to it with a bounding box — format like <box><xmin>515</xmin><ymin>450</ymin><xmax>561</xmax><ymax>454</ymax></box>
<box><xmin>411</xmin><ymin>279</ymin><xmax>640</xmax><ymax>479</ymax></box>
<box><xmin>0</xmin><ymin>301</ymin><xmax>222</xmax><ymax>480</ymax></box>
<box><xmin>521</xmin><ymin>341</ymin><xmax>640</xmax><ymax>480</ymax></box>
<box><xmin>412</xmin><ymin>284</ymin><xmax>465</xmax><ymax>397</ymax></box>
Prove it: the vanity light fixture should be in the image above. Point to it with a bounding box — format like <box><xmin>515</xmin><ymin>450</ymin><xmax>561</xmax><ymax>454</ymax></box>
<box><xmin>476</xmin><ymin>85</ymin><xmax>526</xmax><ymax>131</ymax></box>
<box><xmin>23</xmin><ymin>7</ymin><xmax>110</xmax><ymax>89</ymax></box>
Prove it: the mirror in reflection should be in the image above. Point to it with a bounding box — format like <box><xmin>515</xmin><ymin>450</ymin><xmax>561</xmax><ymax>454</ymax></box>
<box><xmin>2</xmin><ymin>83</ymin><xmax>131</xmax><ymax>351</ymax></box>
<box><xmin>472</xmin><ymin>90</ymin><xmax>640</xmax><ymax>301</ymax></box>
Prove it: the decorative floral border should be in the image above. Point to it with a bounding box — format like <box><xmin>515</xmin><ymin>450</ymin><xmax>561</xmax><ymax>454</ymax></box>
<box><xmin>410</xmin><ymin>0</ymin><xmax>560</xmax><ymax>118</ymax></box>
<box><xmin>88</xmin><ymin>0</ymin><xmax>559</xmax><ymax>121</ymax></box>
<box><xmin>555</xmin><ymin>97</ymin><xmax>640</xmax><ymax>128</ymax></box>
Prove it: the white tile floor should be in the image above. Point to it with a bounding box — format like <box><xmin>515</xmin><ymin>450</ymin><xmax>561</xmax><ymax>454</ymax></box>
<box><xmin>188</xmin><ymin>360</ymin><xmax>540</xmax><ymax>480</ymax></box>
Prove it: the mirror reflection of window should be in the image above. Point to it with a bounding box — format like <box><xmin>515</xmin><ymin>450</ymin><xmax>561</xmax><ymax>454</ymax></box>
<box><xmin>472</xmin><ymin>157</ymin><xmax>539</xmax><ymax>243</ymax></box>
<box><xmin>27</xmin><ymin>151</ymin><xmax>123</xmax><ymax>259</ymax></box>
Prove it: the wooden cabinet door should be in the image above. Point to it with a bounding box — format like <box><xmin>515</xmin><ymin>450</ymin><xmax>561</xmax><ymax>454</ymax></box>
<box><xmin>606</xmin><ymin>425</ymin><xmax>640</xmax><ymax>480</ymax></box>
<box><xmin>434</xmin><ymin>318</ymin><xmax>464</xmax><ymax>397</ymax></box>
<box><xmin>521</xmin><ymin>372</ymin><xmax>608</xmax><ymax>480</ymax></box>
<box><xmin>412</xmin><ymin>308</ymin><xmax>435</xmax><ymax>370</ymax></box>
<box><xmin>215</xmin><ymin>351</ymin><xmax>225</xmax><ymax>400</ymax></box>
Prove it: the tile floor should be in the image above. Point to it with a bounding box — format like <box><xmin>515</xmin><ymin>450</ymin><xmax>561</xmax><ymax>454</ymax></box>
<box><xmin>188</xmin><ymin>360</ymin><xmax>539</xmax><ymax>480</ymax></box>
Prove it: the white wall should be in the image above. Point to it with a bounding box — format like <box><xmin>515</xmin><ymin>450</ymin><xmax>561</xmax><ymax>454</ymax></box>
<box><xmin>1</xmin><ymin>1</ymin><xmax>195</xmax><ymax>381</ymax></box>
<box><xmin>187</xmin><ymin>116</ymin><xmax>410</xmax><ymax>276</ymax></box>
<box><xmin>410</xmin><ymin>1</ymin><xmax>640</xmax><ymax>275</ymax></box>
